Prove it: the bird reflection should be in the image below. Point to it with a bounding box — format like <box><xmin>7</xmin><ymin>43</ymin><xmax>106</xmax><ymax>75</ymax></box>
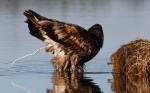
<box><xmin>111</xmin><ymin>74</ymin><xmax>150</xmax><ymax>93</ymax></box>
<box><xmin>47</xmin><ymin>71</ymin><xmax>103</xmax><ymax>93</ymax></box>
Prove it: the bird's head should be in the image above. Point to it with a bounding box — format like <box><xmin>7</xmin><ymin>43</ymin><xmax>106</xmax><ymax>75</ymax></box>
<box><xmin>88</xmin><ymin>24</ymin><xmax>104</xmax><ymax>48</ymax></box>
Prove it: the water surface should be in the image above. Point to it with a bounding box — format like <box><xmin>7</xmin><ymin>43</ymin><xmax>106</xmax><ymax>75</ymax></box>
<box><xmin>0</xmin><ymin>0</ymin><xmax>150</xmax><ymax>93</ymax></box>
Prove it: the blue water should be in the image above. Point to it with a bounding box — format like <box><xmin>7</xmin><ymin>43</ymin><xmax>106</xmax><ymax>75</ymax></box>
<box><xmin>0</xmin><ymin>0</ymin><xmax>150</xmax><ymax>93</ymax></box>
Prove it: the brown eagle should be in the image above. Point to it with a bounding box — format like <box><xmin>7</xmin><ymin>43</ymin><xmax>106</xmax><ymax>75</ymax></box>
<box><xmin>24</xmin><ymin>10</ymin><xmax>104</xmax><ymax>71</ymax></box>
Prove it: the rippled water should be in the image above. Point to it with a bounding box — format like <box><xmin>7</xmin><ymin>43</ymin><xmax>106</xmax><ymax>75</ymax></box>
<box><xmin>0</xmin><ymin>0</ymin><xmax>150</xmax><ymax>93</ymax></box>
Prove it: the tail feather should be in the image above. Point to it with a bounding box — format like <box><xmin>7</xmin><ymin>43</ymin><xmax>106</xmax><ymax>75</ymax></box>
<box><xmin>24</xmin><ymin>10</ymin><xmax>47</xmax><ymax>41</ymax></box>
<box><xmin>24</xmin><ymin>10</ymin><xmax>47</xmax><ymax>22</ymax></box>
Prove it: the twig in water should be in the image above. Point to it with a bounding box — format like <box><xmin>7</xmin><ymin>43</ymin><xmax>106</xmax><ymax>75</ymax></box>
<box><xmin>12</xmin><ymin>46</ymin><xmax>45</xmax><ymax>65</ymax></box>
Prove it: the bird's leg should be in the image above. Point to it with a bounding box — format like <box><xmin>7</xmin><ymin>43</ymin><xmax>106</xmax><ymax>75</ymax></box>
<box><xmin>71</xmin><ymin>55</ymin><xmax>84</xmax><ymax>72</ymax></box>
<box><xmin>71</xmin><ymin>65</ymin><xmax>76</xmax><ymax>71</ymax></box>
<box><xmin>63</xmin><ymin>61</ymin><xmax>69</xmax><ymax>71</ymax></box>
<box><xmin>70</xmin><ymin>55</ymin><xmax>78</xmax><ymax>71</ymax></box>
<box><xmin>55</xmin><ymin>66</ymin><xmax>59</xmax><ymax>71</ymax></box>
<box><xmin>78</xmin><ymin>65</ymin><xmax>84</xmax><ymax>72</ymax></box>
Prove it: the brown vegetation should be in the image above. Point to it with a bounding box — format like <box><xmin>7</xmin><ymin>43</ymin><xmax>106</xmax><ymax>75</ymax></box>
<box><xmin>110</xmin><ymin>38</ymin><xmax>150</xmax><ymax>75</ymax></box>
<box><xmin>111</xmin><ymin>74</ymin><xmax>150</xmax><ymax>93</ymax></box>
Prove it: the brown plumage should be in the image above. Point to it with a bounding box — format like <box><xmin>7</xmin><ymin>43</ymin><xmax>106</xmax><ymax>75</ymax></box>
<box><xmin>24</xmin><ymin>10</ymin><xmax>104</xmax><ymax>71</ymax></box>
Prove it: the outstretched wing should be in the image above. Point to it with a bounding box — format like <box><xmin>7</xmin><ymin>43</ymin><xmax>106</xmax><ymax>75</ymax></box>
<box><xmin>24</xmin><ymin>10</ymin><xmax>96</xmax><ymax>56</ymax></box>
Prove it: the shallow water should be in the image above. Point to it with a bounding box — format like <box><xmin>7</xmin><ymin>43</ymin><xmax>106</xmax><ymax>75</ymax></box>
<box><xmin>0</xmin><ymin>0</ymin><xmax>150</xmax><ymax>93</ymax></box>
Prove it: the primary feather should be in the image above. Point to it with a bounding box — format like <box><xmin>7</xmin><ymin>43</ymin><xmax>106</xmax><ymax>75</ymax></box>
<box><xmin>24</xmin><ymin>10</ymin><xmax>104</xmax><ymax>71</ymax></box>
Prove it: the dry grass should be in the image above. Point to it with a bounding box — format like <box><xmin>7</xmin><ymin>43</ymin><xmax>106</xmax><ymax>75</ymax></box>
<box><xmin>110</xmin><ymin>38</ymin><xmax>150</xmax><ymax>75</ymax></box>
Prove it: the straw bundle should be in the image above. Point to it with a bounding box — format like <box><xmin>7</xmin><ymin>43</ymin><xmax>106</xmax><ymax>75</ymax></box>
<box><xmin>110</xmin><ymin>39</ymin><xmax>150</xmax><ymax>75</ymax></box>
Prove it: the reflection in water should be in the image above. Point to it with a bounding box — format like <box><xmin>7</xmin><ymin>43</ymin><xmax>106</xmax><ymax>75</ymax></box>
<box><xmin>47</xmin><ymin>71</ymin><xmax>103</xmax><ymax>93</ymax></box>
<box><xmin>12</xmin><ymin>82</ymin><xmax>39</xmax><ymax>93</ymax></box>
<box><xmin>12</xmin><ymin>71</ymin><xmax>103</xmax><ymax>93</ymax></box>
<box><xmin>111</xmin><ymin>74</ymin><xmax>150</xmax><ymax>93</ymax></box>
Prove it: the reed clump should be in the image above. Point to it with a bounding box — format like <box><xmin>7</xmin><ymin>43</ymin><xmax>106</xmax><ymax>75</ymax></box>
<box><xmin>110</xmin><ymin>38</ymin><xmax>150</xmax><ymax>75</ymax></box>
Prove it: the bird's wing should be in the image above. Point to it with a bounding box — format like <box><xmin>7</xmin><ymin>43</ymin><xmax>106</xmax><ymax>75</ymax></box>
<box><xmin>24</xmin><ymin>10</ymin><xmax>96</xmax><ymax>56</ymax></box>
<box><xmin>37</xmin><ymin>20</ymin><xmax>95</xmax><ymax>56</ymax></box>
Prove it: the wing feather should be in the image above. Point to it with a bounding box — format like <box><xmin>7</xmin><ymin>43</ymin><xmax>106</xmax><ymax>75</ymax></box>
<box><xmin>37</xmin><ymin>20</ymin><xmax>95</xmax><ymax>56</ymax></box>
<box><xmin>24</xmin><ymin>10</ymin><xmax>94</xmax><ymax>56</ymax></box>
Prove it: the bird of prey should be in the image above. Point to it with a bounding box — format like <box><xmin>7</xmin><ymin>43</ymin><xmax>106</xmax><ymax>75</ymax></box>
<box><xmin>24</xmin><ymin>10</ymin><xmax>104</xmax><ymax>72</ymax></box>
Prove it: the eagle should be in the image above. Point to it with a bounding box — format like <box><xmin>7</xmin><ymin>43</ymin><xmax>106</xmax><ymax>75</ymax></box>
<box><xmin>24</xmin><ymin>10</ymin><xmax>104</xmax><ymax>72</ymax></box>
